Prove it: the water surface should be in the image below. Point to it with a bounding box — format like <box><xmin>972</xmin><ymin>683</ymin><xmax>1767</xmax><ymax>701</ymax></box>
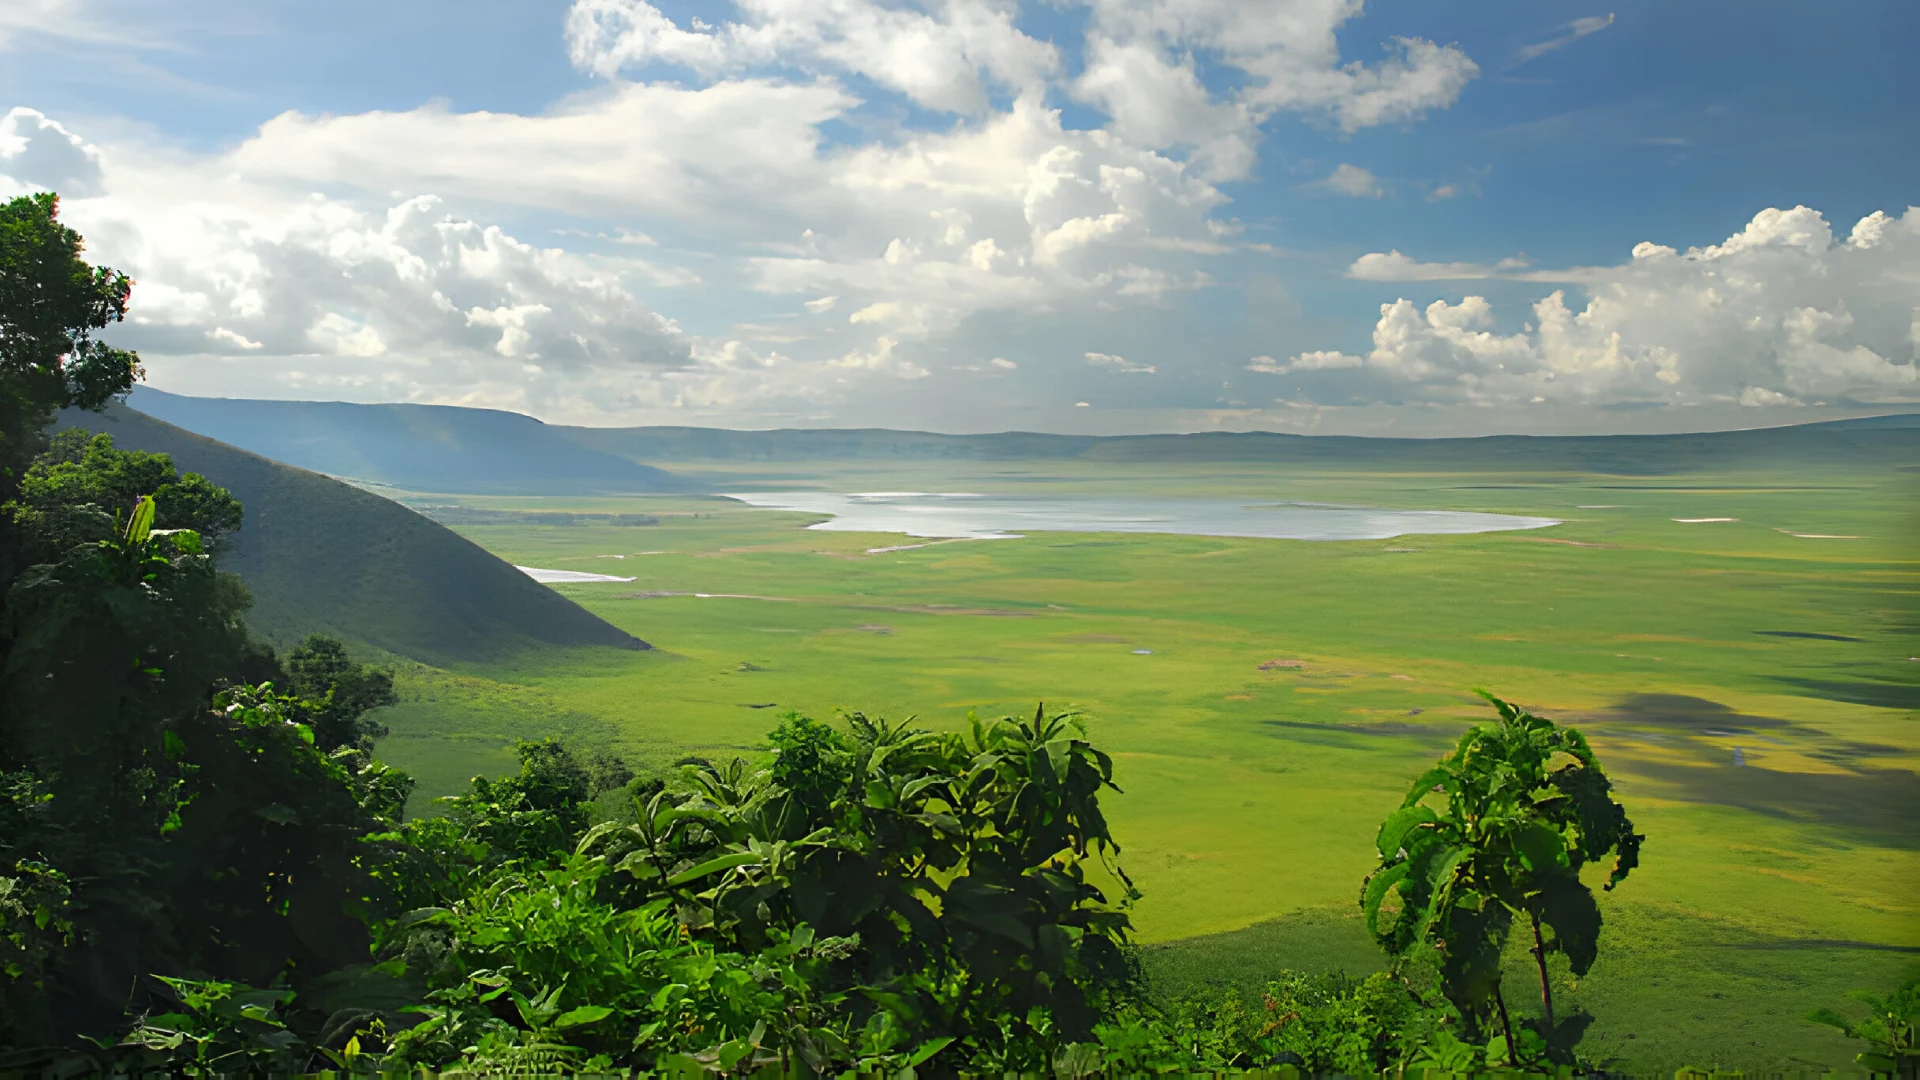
<box><xmin>517</xmin><ymin>565</ymin><xmax>636</xmax><ymax>583</ymax></box>
<box><xmin>721</xmin><ymin>492</ymin><xmax>1560</xmax><ymax>541</ymax></box>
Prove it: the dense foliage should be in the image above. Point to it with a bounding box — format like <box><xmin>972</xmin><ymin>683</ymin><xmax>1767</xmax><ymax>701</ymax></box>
<box><xmin>9</xmin><ymin>429</ymin><xmax>243</xmax><ymax>564</ymax></box>
<box><xmin>0</xmin><ymin>192</ymin><xmax>399</xmax><ymax>1066</ymax></box>
<box><xmin>335</xmin><ymin>707</ymin><xmax>1143</xmax><ymax>1074</ymax></box>
<box><xmin>1</xmin><ymin>191</ymin><xmax>1668</xmax><ymax>1075</ymax></box>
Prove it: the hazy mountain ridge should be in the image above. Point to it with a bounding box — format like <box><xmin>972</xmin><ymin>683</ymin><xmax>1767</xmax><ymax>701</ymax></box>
<box><xmin>568</xmin><ymin>418</ymin><xmax>1920</xmax><ymax>472</ymax></box>
<box><xmin>128</xmin><ymin>387</ymin><xmax>696</xmax><ymax>495</ymax></box>
<box><xmin>133</xmin><ymin>388</ymin><xmax>1920</xmax><ymax>478</ymax></box>
<box><xmin>56</xmin><ymin>402</ymin><xmax>650</xmax><ymax>663</ymax></box>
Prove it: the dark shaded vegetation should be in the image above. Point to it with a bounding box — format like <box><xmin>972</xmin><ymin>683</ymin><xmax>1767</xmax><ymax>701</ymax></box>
<box><xmin>0</xmin><ymin>191</ymin><xmax>409</xmax><ymax>1063</ymax></box>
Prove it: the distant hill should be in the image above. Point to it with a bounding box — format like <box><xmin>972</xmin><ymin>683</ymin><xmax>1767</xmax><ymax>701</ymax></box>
<box><xmin>129</xmin><ymin>388</ymin><xmax>1920</xmax><ymax>478</ymax></box>
<box><xmin>56</xmin><ymin>403</ymin><xmax>649</xmax><ymax>664</ymax></box>
<box><xmin>561</xmin><ymin>416</ymin><xmax>1920</xmax><ymax>476</ymax></box>
<box><xmin>127</xmin><ymin>387</ymin><xmax>696</xmax><ymax>495</ymax></box>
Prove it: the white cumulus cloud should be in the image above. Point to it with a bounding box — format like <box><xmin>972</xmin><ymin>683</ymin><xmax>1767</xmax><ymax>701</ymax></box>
<box><xmin>1267</xmin><ymin>206</ymin><xmax>1920</xmax><ymax>408</ymax></box>
<box><xmin>0</xmin><ymin>106</ymin><xmax>105</xmax><ymax>196</ymax></box>
<box><xmin>1346</xmin><ymin>251</ymin><xmax>1564</xmax><ymax>282</ymax></box>
<box><xmin>1319</xmin><ymin>164</ymin><xmax>1383</xmax><ymax>198</ymax></box>
<box><xmin>563</xmin><ymin>0</ymin><xmax>1478</xmax><ymax>186</ymax></box>
<box><xmin>564</xmin><ymin>0</ymin><xmax>1060</xmax><ymax>115</ymax></box>
<box><xmin>1086</xmin><ymin>350</ymin><xmax>1157</xmax><ymax>374</ymax></box>
<box><xmin>206</xmin><ymin>326</ymin><xmax>263</xmax><ymax>351</ymax></box>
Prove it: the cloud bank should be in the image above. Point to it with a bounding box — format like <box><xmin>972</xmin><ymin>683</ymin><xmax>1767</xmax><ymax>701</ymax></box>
<box><xmin>1262</xmin><ymin>206</ymin><xmax>1920</xmax><ymax>408</ymax></box>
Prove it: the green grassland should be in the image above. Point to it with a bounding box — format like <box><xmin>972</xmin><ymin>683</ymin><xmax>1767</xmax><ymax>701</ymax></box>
<box><xmin>370</xmin><ymin>450</ymin><xmax>1917</xmax><ymax>1073</ymax></box>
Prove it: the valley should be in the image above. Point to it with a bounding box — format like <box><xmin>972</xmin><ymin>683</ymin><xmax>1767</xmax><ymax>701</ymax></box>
<box><xmin>363</xmin><ymin>443</ymin><xmax>1917</xmax><ymax>1073</ymax></box>
<box><xmin>54</xmin><ymin>398</ymin><xmax>1918</xmax><ymax>1071</ymax></box>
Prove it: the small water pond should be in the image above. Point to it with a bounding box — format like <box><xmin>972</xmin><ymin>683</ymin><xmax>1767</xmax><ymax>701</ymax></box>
<box><xmin>516</xmin><ymin>565</ymin><xmax>636</xmax><ymax>583</ymax></box>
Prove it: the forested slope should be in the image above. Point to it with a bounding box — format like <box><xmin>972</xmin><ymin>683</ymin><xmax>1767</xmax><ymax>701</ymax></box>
<box><xmin>57</xmin><ymin>403</ymin><xmax>648</xmax><ymax>663</ymax></box>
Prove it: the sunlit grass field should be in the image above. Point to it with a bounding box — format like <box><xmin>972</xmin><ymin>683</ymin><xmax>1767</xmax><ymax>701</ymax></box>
<box><xmin>371</xmin><ymin>455</ymin><xmax>1917</xmax><ymax>1073</ymax></box>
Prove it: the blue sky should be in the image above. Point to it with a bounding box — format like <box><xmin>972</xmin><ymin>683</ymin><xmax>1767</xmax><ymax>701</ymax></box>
<box><xmin>2</xmin><ymin>0</ymin><xmax>1915</xmax><ymax>433</ymax></box>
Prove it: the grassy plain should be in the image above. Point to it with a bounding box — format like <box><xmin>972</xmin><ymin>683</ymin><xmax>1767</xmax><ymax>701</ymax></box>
<box><xmin>372</xmin><ymin>451</ymin><xmax>1918</xmax><ymax>1073</ymax></box>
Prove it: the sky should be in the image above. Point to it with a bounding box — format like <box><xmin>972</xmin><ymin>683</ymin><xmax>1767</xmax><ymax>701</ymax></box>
<box><xmin>2</xmin><ymin>0</ymin><xmax>1916</xmax><ymax>435</ymax></box>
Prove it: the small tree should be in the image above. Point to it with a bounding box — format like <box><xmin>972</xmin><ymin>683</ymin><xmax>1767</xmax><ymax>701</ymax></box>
<box><xmin>1808</xmin><ymin>974</ymin><xmax>1920</xmax><ymax>1079</ymax></box>
<box><xmin>1360</xmin><ymin>691</ymin><xmax>1641</xmax><ymax>1061</ymax></box>
<box><xmin>284</xmin><ymin>634</ymin><xmax>398</xmax><ymax>752</ymax></box>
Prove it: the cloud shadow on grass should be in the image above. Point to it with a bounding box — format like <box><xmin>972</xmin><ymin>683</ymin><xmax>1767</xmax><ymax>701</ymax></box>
<box><xmin>1583</xmin><ymin>694</ymin><xmax>1920</xmax><ymax>850</ymax></box>
<box><xmin>1769</xmin><ymin>676</ymin><xmax>1920</xmax><ymax>710</ymax></box>
<box><xmin>1258</xmin><ymin>718</ymin><xmax>1460</xmax><ymax>753</ymax></box>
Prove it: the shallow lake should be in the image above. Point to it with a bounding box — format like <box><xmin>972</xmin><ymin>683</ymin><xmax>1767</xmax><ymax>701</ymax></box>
<box><xmin>721</xmin><ymin>492</ymin><xmax>1560</xmax><ymax>542</ymax></box>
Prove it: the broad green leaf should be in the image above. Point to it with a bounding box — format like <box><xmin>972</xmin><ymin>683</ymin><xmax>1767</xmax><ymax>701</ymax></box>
<box><xmin>1402</xmin><ymin>764</ymin><xmax>1451</xmax><ymax>805</ymax></box>
<box><xmin>124</xmin><ymin>495</ymin><xmax>155</xmax><ymax>543</ymax></box>
<box><xmin>553</xmin><ymin>1005</ymin><xmax>614</xmax><ymax>1030</ymax></box>
<box><xmin>901</xmin><ymin>774</ymin><xmax>947</xmax><ymax>802</ymax></box>
<box><xmin>716</xmin><ymin>1038</ymin><xmax>755</xmax><ymax>1070</ymax></box>
<box><xmin>614</xmin><ymin>851</ymin><xmax>666</xmax><ymax>880</ymax></box>
<box><xmin>1531</xmin><ymin>871</ymin><xmax>1603</xmax><ymax>975</ymax></box>
<box><xmin>666</xmin><ymin>849</ymin><xmax>763</xmax><ymax>886</ymax></box>
<box><xmin>907</xmin><ymin>1036</ymin><xmax>955</xmax><ymax>1066</ymax></box>
<box><xmin>1361</xmin><ymin>863</ymin><xmax>1410</xmax><ymax>938</ymax></box>
<box><xmin>1044</xmin><ymin>736</ymin><xmax>1073</xmax><ymax>781</ymax></box>
<box><xmin>1413</xmin><ymin>845</ymin><xmax>1470</xmax><ymax>942</ymax></box>
<box><xmin>952</xmin><ymin>907</ymin><xmax>1035</xmax><ymax>946</ymax></box>
<box><xmin>1376</xmin><ymin>804</ymin><xmax>1438</xmax><ymax>858</ymax></box>
<box><xmin>1514</xmin><ymin>821</ymin><xmax>1569</xmax><ymax>872</ymax></box>
<box><xmin>152</xmin><ymin>528</ymin><xmax>202</xmax><ymax>554</ymax></box>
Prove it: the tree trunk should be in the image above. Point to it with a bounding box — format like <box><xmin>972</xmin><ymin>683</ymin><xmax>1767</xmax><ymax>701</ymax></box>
<box><xmin>1530</xmin><ymin>910</ymin><xmax>1556</xmax><ymax>1030</ymax></box>
<box><xmin>1493</xmin><ymin>982</ymin><xmax>1517</xmax><ymax>1066</ymax></box>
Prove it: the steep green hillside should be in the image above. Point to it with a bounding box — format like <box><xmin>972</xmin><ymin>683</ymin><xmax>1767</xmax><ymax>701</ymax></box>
<box><xmin>55</xmin><ymin>402</ymin><xmax>649</xmax><ymax>664</ymax></box>
<box><xmin>127</xmin><ymin>387</ymin><xmax>696</xmax><ymax>495</ymax></box>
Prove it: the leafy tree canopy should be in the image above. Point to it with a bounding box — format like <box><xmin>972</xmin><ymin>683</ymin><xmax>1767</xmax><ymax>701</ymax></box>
<box><xmin>0</xmin><ymin>193</ymin><xmax>141</xmax><ymax>493</ymax></box>
<box><xmin>7</xmin><ymin>429</ymin><xmax>243</xmax><ymax>563</ymax></box>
